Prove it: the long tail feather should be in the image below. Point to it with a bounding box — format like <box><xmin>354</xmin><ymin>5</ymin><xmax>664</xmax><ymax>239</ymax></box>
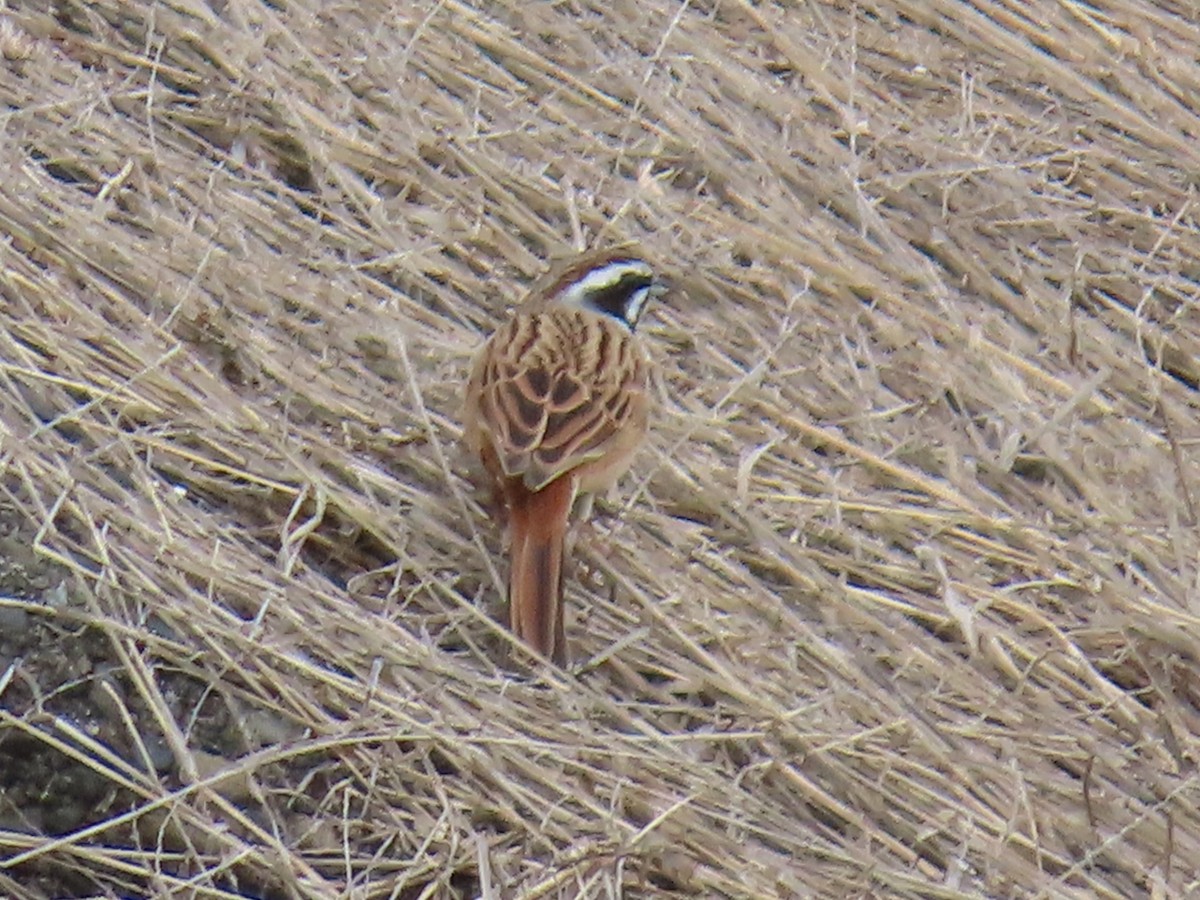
<box><xmin>507</xmin><ymin>476</ymin><xmax>573</xmax><ymax>665</ymax></box>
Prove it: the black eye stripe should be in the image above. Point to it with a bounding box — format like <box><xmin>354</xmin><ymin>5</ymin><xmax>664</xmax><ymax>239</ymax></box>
<box><xmin>583</xmin><ymin>273</ymin><xmax>653</xmax><ymax>326</ymax></box>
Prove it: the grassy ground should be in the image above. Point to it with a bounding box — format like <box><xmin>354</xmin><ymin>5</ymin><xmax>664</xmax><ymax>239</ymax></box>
<box><xmin>1</xmin><ymin>1</ymin><xmax>1199</xmax><ymax>897</ymax></box>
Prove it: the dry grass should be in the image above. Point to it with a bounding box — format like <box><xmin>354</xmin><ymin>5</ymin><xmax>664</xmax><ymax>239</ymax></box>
<box><xmin>1</xmin><ymin>0</ymin><xmax>1199</xmax><ymax>897</ymax></box>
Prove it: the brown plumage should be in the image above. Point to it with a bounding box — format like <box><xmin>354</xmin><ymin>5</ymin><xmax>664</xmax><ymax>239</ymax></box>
<box><xmin>463</xmin><ymin>252</ymin><xmax>659</xmax><ymax>665</ymax></box>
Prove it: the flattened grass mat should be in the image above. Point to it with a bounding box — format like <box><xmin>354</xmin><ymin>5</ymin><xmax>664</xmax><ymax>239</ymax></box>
<box><xmin>1</xmin><ymin>2</ymin><xmax>1198</xmax><ymax>897</ymax></box>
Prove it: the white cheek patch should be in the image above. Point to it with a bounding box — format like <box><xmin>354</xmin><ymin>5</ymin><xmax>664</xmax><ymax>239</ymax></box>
<box><xmin>623</xmin><ymin>286</ymin><xmax>652</xmax><ymax>328</ymax></box>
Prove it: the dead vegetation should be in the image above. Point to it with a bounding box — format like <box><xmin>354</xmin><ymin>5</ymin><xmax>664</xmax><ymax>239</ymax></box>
<box><xmin>1</xmin><ymin>0</ymin><xmax>1199</xmax><ymax>897</ymax></box>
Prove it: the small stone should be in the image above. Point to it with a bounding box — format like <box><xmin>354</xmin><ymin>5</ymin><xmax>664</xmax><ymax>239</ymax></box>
<box><xmin>142</xmin><ymin>737</ymin><xmax>176</xmax><ymax>775</ymax></box>
<box><xmin>0</xmin><ymin>604</ymin><xmax>31</xmax><ymax>634</ymax></box>
<box><xmin>44</xmin><ymin>582</ymin><xmax>70</xmax><ymax>608</ymax></box>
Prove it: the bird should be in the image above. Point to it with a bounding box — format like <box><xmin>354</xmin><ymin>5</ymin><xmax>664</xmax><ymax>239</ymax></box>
<box><xmin>462</xmin><ymin>250</ymin><xmax>661</xmax><ymax>666</ymax></box>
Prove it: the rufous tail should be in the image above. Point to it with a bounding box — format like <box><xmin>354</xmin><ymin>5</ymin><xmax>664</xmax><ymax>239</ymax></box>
<box><xmin>507</xmin><ymin>476</ymin><xmax>573</xmax><ymax>665</ymax></box>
